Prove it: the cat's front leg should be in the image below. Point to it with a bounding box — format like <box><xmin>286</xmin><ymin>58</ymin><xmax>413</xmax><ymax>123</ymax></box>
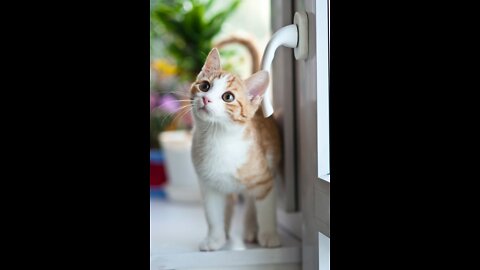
<box><xmin>199</xmin><ymin>186</ymin><xmax>227</xmax><ymax>251</ymax></box>
<box><xmin>254</xmin><ymin>184</ymin><xmax>281</xmax><ymax>248</ymax></box>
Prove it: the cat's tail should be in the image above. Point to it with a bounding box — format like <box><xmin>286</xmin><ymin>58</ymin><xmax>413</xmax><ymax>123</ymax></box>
<box><xmin>214</xmin><ymin>37</ymin><xmax>260</xmax><ymax>74</ymax></box>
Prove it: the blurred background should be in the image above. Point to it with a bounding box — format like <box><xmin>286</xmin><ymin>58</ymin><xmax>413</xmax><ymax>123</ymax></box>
<box><xmin>150</xmin><ymin>0</ymin><xmax>271</xmax><ymax>200</ymax></box>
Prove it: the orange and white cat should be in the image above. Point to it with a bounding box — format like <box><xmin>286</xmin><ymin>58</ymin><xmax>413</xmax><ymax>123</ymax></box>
<box><xmin>190</xmin><ymin>48</ymin><xmax>282</xmax><ymax>251</ymax></box>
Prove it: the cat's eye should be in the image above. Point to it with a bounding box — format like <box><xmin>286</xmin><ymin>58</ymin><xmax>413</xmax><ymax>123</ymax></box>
<box><xmin>222</xmin><ymin>91</ymin><xmax>235</xmax><ymax>102</ymax></box>
<box><xmin>198</xmin><ymin>81</ymin><xmax>210</xmax><ymax>92</ymax></box>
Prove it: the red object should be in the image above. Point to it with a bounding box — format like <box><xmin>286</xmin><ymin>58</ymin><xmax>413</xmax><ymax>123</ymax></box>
<box><xmin>150</xmin><ymin>162</ymin><xmax>167</xmax><ymax>187</ymax></box>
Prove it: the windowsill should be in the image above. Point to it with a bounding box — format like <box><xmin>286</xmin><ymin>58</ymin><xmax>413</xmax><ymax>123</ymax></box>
<box><xmin>318</xmin><ymin>174</ymin><xmax>330</xmax><ymax>182</ymax></box>
<box><xmin>150</xmin><ymin>197</ymin><xmax>301</xmax><ymax>269</ymax></box>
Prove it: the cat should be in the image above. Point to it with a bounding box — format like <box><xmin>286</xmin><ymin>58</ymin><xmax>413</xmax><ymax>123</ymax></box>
<box><xmin>190</xmin><ymin>48</ymin><xmax>282</xmax><ymax>251</ymax></box>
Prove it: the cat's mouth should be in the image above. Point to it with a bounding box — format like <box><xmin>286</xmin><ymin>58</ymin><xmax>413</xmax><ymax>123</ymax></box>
<box><xmin>195</xmin><ymin>98</ymin><xmax>211</xmax><ymax>116</ymax></box>
<box><xmin>198</xmin><ymin>106</ymin><xmax>210</xmax><ymax>114</ymax></box>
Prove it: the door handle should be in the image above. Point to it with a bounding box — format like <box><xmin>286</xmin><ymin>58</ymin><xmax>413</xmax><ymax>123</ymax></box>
<box><xmin>260</xmin><ymin>11</ymin><xmax>308</xmax><ymax>117</ymax></box>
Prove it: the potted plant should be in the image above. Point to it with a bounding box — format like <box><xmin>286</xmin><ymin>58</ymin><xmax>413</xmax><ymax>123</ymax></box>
<box><xmin>150</xmin><ymin>0</ymin><xmax>242</xmax><ymax>202</ymax></box>
<box><xmin>151</xmin><ymin>0</ymin><xmax>241</xmax><ymax>81</ymax></box>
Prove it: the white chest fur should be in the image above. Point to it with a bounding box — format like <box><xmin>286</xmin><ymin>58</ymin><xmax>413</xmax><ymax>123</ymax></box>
<box><xmin>192</xmin><ymin>124</ymin><xmax>251</xmax><ymax>194</ymax></box>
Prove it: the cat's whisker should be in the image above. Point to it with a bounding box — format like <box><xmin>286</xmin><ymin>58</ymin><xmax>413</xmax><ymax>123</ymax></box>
<box><xmin>179</xmin><ymin>107</ymin><xmax>194</xmax><ymax>120</ymax></box>
<box><xmin>174</xmin><ymin>104</ymin><xmax>194</xmax><ymax>112</ymax></box>
<box><xmin>160</xmin><ymin>104</ymin><xmax>192</xmax><ymax>116</ymax></box>
<box><xmin>163</xmin><ymin>90</ymin><xmax>192</xmax><ymax>99</ymax></box>
<box><xmin>157</xmin><ymin>112</ymin><xmax>176</xmax><ymax>127</ymax></box>
<box><xmin>155</xmin><ymin>107</ymin><xmax>183</xmax><ymax>124</ymax></box>
<box><xmin>160</xmin><ymin>99</ymin><xmax>193</xmax><ymax>102</ymax></box>
<box><xmin>152</xmin><ymin>101</ymin><xmax>193</xmax><ymax>114</ymax></box>
<box><xmin>170</xmin><ymin>107</ymin><xmax>193</xmax><ymax>126</ymax></box>
<box><xmin>155</xmin><ymin>99</ymin><xmax>192</xmax><ymax>108</ymax></box>
<box><xmin>157</xmin><ymin>104</ymin><xmax>193</xmax><ymax>127</ymax></box>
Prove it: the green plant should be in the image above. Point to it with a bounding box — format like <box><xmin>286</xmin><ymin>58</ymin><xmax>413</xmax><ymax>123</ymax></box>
<box><xmin>151</xmin><ymin>0</ymin><xmax>241</xmax><ymax>81</ymax></box>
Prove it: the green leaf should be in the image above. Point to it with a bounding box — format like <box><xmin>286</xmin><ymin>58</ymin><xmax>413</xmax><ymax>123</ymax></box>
<box><xmin>150</xmin><ymin>0</ymin><xmax>241</xmax><ymax>82</ymax></box>
<box><xmin>204</xmin><ymin>0</ymin><xmax>215</xmax><ymax>10</ymax></box>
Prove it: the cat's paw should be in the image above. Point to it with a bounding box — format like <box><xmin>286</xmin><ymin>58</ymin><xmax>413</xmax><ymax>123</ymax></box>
<box><xmin>257</xmin><ymin>231</ymin><xmax>281</xmax><ymax>248</ymax></box>
<box><xmin>199</xmin><ymin>234</ymin><xmax>227</xmax><ymax>251</ymax></box>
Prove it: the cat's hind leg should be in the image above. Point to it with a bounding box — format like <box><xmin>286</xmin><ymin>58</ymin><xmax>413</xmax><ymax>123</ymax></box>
<box><xmin>254</xmin><ymin>183</ymin><xmax>281</xmax><ymax>248</ymax></box>
<box><xmin>243</xmin><ymin>193</ymin><xmax>258</xmax><ymax>243</ymax></box>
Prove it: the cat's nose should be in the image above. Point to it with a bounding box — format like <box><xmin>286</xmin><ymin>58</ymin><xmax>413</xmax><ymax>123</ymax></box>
<box><xmin>202</xmin><ymin>96</ymin><xmax>212</xmax><ymax>106</ymax></box>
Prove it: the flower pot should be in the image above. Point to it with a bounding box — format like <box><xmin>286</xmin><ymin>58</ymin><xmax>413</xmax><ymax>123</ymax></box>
<box><xmin>150</xmin><ymin>149</ymin><xmax>167</xmax><ymax>188</ymax></box>
<box><xmin>159</xmin><ymin>130</ymin><xmax>201</xmax><ymax>203</ymax></box>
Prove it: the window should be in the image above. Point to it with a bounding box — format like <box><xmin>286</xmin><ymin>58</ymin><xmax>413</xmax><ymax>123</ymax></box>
<box><xmin>317</xmin><ymin>0</ymin><xmax>330</xmax><ymax>181</ymax></box>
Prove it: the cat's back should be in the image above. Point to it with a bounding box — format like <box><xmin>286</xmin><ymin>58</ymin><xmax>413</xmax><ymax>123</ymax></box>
<box><xmin>232</xmin><ymin>109</ymin><xmax>281</xmax><ymax>198</ymax></box>
<box><xmin>249</xmin><ymin>108</ymin><xmax>282</xmax><ymax>170</ymax></box>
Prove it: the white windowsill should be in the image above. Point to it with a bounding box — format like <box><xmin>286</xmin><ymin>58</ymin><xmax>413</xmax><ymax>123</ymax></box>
<box><xmin>318</xmin><ymin>174</ymin><xmax>330</xmax><ymax>182</ymax></box>
<box><xmin>150</xmin><ymin>197</ymin><xmax>301</xmax><ymax>269</ymax></box>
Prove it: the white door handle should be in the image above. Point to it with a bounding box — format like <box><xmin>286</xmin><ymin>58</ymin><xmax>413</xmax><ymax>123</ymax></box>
<box><xmin>260</xmin><ymin>11</ymin><xmax>308</xmax><ymax>117</ymax></box>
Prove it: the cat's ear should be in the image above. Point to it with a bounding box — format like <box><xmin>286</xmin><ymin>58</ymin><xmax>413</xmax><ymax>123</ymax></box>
<box><xmin>245</xmin><ymin>70</ymin><xmax>269</xmax><ymax>106</ymax></box>
<box><xmin>198</xmin><ymin>48</ymin><xmax>221</xmax><ymax>78</ymax></box>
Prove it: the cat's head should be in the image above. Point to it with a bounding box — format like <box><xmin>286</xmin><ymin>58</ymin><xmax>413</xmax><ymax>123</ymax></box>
<box><xmin>190</xmin><ymin>48</ymin><xmax>269</xmax><ymax>124</ymax></box>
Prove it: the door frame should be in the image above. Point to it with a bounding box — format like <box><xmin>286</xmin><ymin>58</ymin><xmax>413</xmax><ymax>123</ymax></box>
<box><xmin>271</xmin><ymin>0</ymin><xmax>330</xmax><ymax>269</ymax></box>
<box><xmin>294</xmin><ymin>1</ymin><xmax>330</xmax><ymax>269</ymax></box>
